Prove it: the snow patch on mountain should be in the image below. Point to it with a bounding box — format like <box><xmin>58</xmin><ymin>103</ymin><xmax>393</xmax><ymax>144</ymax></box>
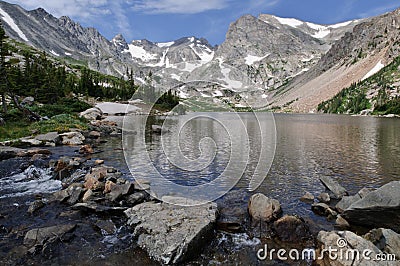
<box><xmin>126</xmin><ymin>44</ymin><xmax>158</xmax><ymax>61</ymax></box>
<box><xmin>274</xmin><ymin>16</ymin><xmax>303</xmax><ymax>28</ymax></box>
<box><xmin>0</xmin><ymin>7</ymin><xmax>29</xmax><ymax>42</ymax></box>
<box><xmin>157</xmin><ymin>41</ymin><xmax>174</xmax><ymax>48</ymax></box>
<box><xmin>245</xmin><ymin>54</ymin><xmax>269</xmax><ymax>65</ymax></box>
<box><xmin>362</xmin><ymin>61</ymin><xmax>385</xmax><ymax>81</ymax></box>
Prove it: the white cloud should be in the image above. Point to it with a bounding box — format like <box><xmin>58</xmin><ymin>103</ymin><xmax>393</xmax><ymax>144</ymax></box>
<box><xmin>7</xmin><ymin>0</ymin><xmax>111</xmax><ymax>19</ymax></box>
<box><xmin>130</xmin><ymin>0</ymin><xmax>230</xmax><ymax>14</ymax></box>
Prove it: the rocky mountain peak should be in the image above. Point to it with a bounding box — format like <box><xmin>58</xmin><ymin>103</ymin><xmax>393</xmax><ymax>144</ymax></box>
<box><xmin>112</xmin><ymin>34</ymin><xmax>128</xmax><ymax>51</ymax></box>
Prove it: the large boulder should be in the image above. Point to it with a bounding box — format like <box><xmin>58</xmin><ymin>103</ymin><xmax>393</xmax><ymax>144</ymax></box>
<box><xmin>125</xmin><ymin>200</ymin><xmax>218</xmax><ymax>264</ymax></box>
<box><xmin>343</xmin><ymin>181</ymin><xmax>400</xmax><ymax>232</ymax></box>
<box><xmin>79</xmin><ymin>107</ymin><xmax>102</xmax><ymax>121</ymax></box>
<box><xmin>319</xmin><ymin>176</ymin><xmax>347</xmax><ymax>199</ymax></box>
<box><xmin>60</xmin><ymin>132</ymin><xmax>85</xmax><ymax>145</ymax></box>
<box><xmin>34</xmin><ymin>132</ymin><xmax>60</xmax><ymax>146</ymax></box>
<box><xmin>248</xmin><ymin>193</ymin><xmax>282</xmax><ymax>222</ymax></box>
<box><xmin>317</xmin><ymin>230</ymin><xmax>384</xmax><ymax>266</ymax></box>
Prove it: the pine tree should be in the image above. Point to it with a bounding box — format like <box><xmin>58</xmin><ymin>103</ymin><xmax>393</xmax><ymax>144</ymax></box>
<box><xmin>0</xmin><ymin>20</ymin><xmax>10</xmax><ymax>113</ymax></box>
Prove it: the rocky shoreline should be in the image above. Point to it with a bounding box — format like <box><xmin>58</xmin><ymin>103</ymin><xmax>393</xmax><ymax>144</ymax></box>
<box><xmin>0</xmin><ymin>108</ymin><xmax>399</xmax><ymax>265</ymax></box>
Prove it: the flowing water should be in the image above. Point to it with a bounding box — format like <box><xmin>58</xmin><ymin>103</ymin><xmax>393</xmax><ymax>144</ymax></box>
<box><xmin>1</xmin><ymin>113</ymin><xmax>400</xmax><ymax>264</ymax></box>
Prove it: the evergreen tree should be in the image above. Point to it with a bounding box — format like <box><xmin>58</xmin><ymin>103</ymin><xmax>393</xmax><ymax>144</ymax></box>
<box><xmin>0</xmin><ymin>20</ymin><xmax>10</xmax><ymax>113</ymax></box>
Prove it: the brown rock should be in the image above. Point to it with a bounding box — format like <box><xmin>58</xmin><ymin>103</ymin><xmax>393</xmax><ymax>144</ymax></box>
<box><xmin>248</xmin><ymin>193</ymin><xmax>282</xmax><ymax>222</ymax></box>
<box><xmin>273</xmin><ymin>215</ymin><xmax>310</xmax><ymax>242</ymax></box>
<box><xmin>94</xmin><ymin>160</ymin><xmax>104</xmax><ymax>165</ymax></box>
<box><xmin>104</xmin><ymin>180</ymin><xmax>116</xmax><ymax>194</ymax></box>
<box><xmin>300</xmin><ymin>192</ymin><xmax>314</xmax><ymax>203</ymax></box>
<box><xmin>79</xmin><ymin>144</ymin><xmax>94</xmax><ymax>155</ymax></box>
<box><xmin>84</xmin><ymin>176</ymin><xmax>105</xmax><ymax>192</ymax></box>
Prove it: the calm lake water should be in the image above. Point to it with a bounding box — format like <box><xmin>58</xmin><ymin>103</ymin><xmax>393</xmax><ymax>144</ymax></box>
<box><xmin>96</xmin><ymin>113</ymin><xmax>400</xmax><ymax>264</ymax></box>
<box><xmin>106</xmin><ymin>113</ymin><xmax>400</xmax><ymax>209</ymax></box>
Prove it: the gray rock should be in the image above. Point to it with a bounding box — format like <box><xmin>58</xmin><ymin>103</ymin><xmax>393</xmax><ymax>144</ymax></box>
<box><xmin>80</xmin><ymin>107</ymin><xmax>102</xmax><ymax>121</ymax></box>
<box><xmin>23</xmin><ymin>224</ymin><xmax>76</xmax><ymax>248</ymax></box>
<box><xmin>300</xmin><ymin>192</ymin><xmax>315</xmax><ymax>203</ymax></box>
<box><xmin>317</xmin><ymin>192</ymin><xmax>331</xmax><ymax>203</ymax></box>
<box><xmin>335</xmin><ymin>194</ymin><xmax>361</xmax><ymax>213</ymax></box>
<box><xmin>273</xmin><ymin>215</ymin><xmax>310</xmax><ymax>242</ymax></box>
<box><xmin>357</xmin><ymin>187</ymin><xmax>373</xmax><ymax>198</ymax></box>
<box><xmin>66</xmin><ymin>184</ymin><xmax>85</xmax><ymax>205</ymax></box>
<box><xmin>72</xmin><ymin>202</ymin><xmax>127</xmax><ymax>215</ymax></box>
<box><xmin>335</xmin><ymin>215</ymin><xmax>350</xmax><ymax>230</ymax></box>
<box><xmin>317</xmin><ymin>230</ymin><xmax>383</xmax><ymax>266</ymax></box>
<box><xmin>248</xmin><ymin>193</ymin><xmax>282</xmax><ymax>222</ymax></box>
<box><xmin>21</xmin><ymin>96</ymin><xmax>34</xmax><ymax>106</ymax></box>
<box><xmin>364</xmin><ymin>228</ymin><xmax>400</xmax><ymax>260</ymax></box>
<box><xmin>126</xmin><ymin>191</ymin><xmax>147</xmax><ymax>205</ymax></box>
<box><xmin>125</xmin><ymin>201</ymin><xmax>218</xmax><ymax>264</ymax></box>
<box><xmin>0</xmin><ymin>146</ymin><xmax>25</xmax><ymax>160</ymax></box>
<box><xmin>59</xmin><ymin>132</ymin><xmax>85</xmax><ymax>145</ymax></box>
<box><xmin>343</xmin><ymin>181</ymin><xmax>400</xmax><ymax>232</ymax></box>
<box><xmin>94</xmin><ymin>219</ymin><xmax>117</xmax><ymax>235</ymax></box>
<box><xmin>34</xmin><ymin>132</ymin><xmax>60</xmax><ymax>145</ymax></box>
<box><xmin>106</xmin><ymin>182</ymin><xmax>135</xmax><ymax>202</ymax></box>
<box><xmin>319</xmin><ymin>176</ymin><xmax>347</xmax><ymax>199</ymax></box>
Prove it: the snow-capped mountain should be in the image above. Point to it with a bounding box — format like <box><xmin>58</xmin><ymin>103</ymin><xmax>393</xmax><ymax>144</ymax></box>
<box><xmin>2</xmin><ymin>0</ymin><xmax>398</xmax><ymax>112</ymax></box>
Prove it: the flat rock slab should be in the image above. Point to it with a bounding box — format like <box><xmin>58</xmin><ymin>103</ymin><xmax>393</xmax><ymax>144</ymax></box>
<box><xmin>0</xmin><ymin>146</ymin><xmax>25</xmax><ymax>160</ymax></box>
<box><xmin>125</xmin><ymin>201</ymin><xmax>218</xmax><ymax>265</ymax></box>
<box><xmin>343</xmin><ymin>181</ymin><xmax>400</xmax><ymax>231</ymax></box>
<box><xmin>319</xmin><ymin>176</ymin><xmax>347</xmax><ymax>199</ymax></box>
<box><xmin>24</xmin><ymin>224</ymin><xmax>76</xmax><ymax>248</ymax></box>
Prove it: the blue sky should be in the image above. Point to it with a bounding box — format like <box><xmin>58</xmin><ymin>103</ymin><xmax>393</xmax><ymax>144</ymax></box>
<box><xmin>6</xmin><ymin>0</ymin><xmax>400</xmax><ymax>45</ymax></box>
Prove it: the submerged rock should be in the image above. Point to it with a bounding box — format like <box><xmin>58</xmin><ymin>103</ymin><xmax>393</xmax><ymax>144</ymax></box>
<box><xmin>125</xmin><ymin>200</ymin><xmax>218</xmax><ymax>264</ymax></box>
<box><xmin>23</xmin><ymin>224</ymin><xmax>76</xmax><ymax>249</ymax></box>
<box><xmin>248</xmin><ymin>193</ymin><xmax>282</xmax><ymax>222</ymax></box>
<box><xmin>343</xmin><ymin>181</ymin><xmax>400</xmax><ymax>232</ymax></box>
<box><xmin>319</xmin><ymin>176</ymin><xmax>347</xmax><ymax>199</ymax></box>
<box><xmin>311</xmin><ymin>203</ymin><xmax>337</xmax><ymax>219</ymax></box>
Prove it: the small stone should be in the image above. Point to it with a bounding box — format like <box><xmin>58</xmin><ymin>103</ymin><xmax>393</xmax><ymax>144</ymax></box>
<box><xmin>27</xmin><ymin>200</ymin><xmax>45</xmax><ymax>215</ymax></box>
<box><xmin>79</xmin><ymin>144</ymin><xmax>94</xmax><ymax>155</ymax></box>
<box><xmin>94</xmin><ymin>220</ymin><xmax>117</xmax><ymax>235</ymax></box>
<box><xmin>317</xmin><ymin>193</ymin><xmax>330</xmax><ymax>203</ymax></box>
<box><xmin>60</xmin><ymin>132</ymin><xmax>85</xmax><ymax>145</ymax></box>
<box><xmin>300</xmin><ymin>192</ymin><xmax>314</xmax><ymax>203</ymax></box>
<box><xmin>94</xmin><ymin>160</ymin><xmax>104</xmax><ymax>165</ymax></box>
<box><xmin>104</xmin><ymin>180</ymin><xmax>116</xmax><ymax>194</ymax></box>
<box><xmin>84</xmin><ymin>176</ymin><xmax>105</xmax><ymax>192</ymax></box>
<box><xmin>88</xmin><ymin>131</ymin><xmax>101</xmax><ymax>139</ymax></box>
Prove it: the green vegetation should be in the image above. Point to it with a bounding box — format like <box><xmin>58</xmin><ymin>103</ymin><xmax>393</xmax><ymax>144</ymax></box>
<box><xmin>0</xmin><ymin>22</ymin><xmax>181</xmax><ymax>141</ymax></box>
<box><xmin>318</xmin><ymin>55</ymin><xmax>400</xmax><ymax>115</ymax></box>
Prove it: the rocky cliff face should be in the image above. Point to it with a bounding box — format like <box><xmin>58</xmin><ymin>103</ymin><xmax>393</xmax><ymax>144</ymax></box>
<box><xmin>269</xmin><ymin>7</ymin><xmax>400</xmax><ymax>112</ymax></box>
